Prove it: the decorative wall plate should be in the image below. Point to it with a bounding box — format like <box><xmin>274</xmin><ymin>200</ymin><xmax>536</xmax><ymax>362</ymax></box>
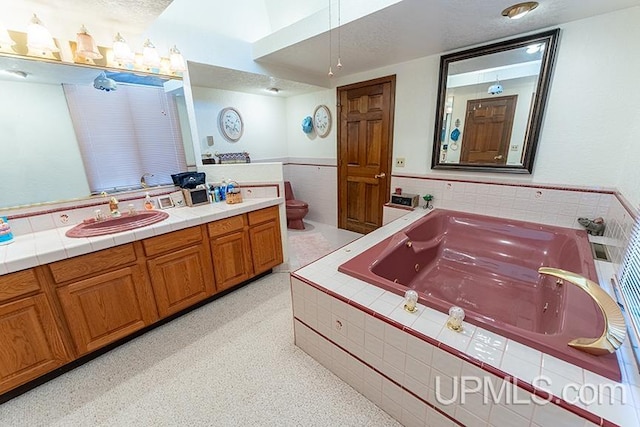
<box><xmin>313</xmin><ymin>104</ymin><xmax>331</xmax><ymax>138</ymax></box>
<box><xmin>219</xmin><ymin>107</ymin><xmax>243</xmax><ymax>142</ymax></box>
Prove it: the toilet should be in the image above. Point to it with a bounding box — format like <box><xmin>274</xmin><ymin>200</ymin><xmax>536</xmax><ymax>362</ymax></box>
<box><xmin>284</xmin><ymin>181</ymin><xmax>309</xmax><ymax>230</ymax></box>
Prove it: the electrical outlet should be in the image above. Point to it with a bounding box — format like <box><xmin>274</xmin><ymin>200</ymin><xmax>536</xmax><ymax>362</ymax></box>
<box><xmin>511</xmin><ymin>145</ymin><xmax>519</xmax><ymax>151</ymax></box>
<box><xmin>396</xmin><ymin>157</ymin><xmax>406</xmax><ymax>167</ymax></box>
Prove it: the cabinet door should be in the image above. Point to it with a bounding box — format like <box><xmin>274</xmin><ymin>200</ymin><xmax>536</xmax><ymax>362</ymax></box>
<box><xmin>249</xmin><ymin>220</ymin><xmax>283</xmax><ymax>274</ymax></box>
<box><xmin>0</xmin><ymin>294</ymin><xmax>70</xmax><ymax>394</ymax></box>
<box><xmin>147</xmin><ymin>244</ymin><xmax>216</xmax><ymax>318</ymax></box>
<box><xmin>210</xmin><ymin>231</ymin><xmax>253</xmax><ymax>291</ymax></box>
<box><xmin>56</xmin><ymin>266</ymin><xmax>158</xmax><ymax>355</ymax></box>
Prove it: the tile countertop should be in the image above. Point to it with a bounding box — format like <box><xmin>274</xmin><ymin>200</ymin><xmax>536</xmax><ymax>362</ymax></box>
<box><xmin>291</xmin><ymin>208</ymin><xmax>640</xmax><ymax>427</ymax></box>
<box><xmin>0</xmin><ymin>197</ymin><xmax>283</xmax><ymax>276</ymax></box>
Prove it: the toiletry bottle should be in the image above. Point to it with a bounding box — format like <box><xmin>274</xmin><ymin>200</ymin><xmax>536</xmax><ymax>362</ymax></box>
<box><xmin>213</xmin><ymin>186</ymin><xmax>221</xmax><ymax>203</ymax></box>
<box><xmin>220</xmin><ymin>178</ymin><xmax>227</xmax><ymax>201</ymax></box>
<box><xmin>144</xmin><ymin>192</ymin><xmax>154</xmax><ymax>210</ymax></box>
<box><xmin>226</xmin><ymin>179</ymin><xmax>234</xmax><ymax>196</ymax></box>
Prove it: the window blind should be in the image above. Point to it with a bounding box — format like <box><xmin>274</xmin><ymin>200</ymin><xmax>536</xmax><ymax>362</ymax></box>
<box><xmin>618</xmin><ymin>217</ymin><xmax>640</xmax><ymax>353</ymax></box>
<box><xmin>63</xmin><ymin>83</ymin><xmax>187</xmax><ymax>193</ymax></box>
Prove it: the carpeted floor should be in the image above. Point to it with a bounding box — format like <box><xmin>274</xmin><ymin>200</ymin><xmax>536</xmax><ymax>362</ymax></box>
<box><xmin>0</xmin><ymin>233</ymin><xmax>397</xmax><ymax>426</ymax></box>
<box><xmin>288</xmin><ymin>232</ymin><xmax>335</xmax><ymax>267</ymax></box>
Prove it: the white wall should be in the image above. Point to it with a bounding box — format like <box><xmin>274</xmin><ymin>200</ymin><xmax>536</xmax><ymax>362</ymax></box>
<box><xmin>190</xmin><ymin>86</ymin><xmax>289</xmax><ymax>163</ymax></box>
<box><xmin>285</xmin><ymin>90</ymin><xmax>336</xmax><ymax>159</ymax></box>
<box><xmin>0</xmin><ymin>81</ymin><xmax>89</xmax><ymax>208</ymax></box>
<box><xmin>318</xmin><ymin>7</ymin><xmax>639</xmax><ymax>199</ymax></box>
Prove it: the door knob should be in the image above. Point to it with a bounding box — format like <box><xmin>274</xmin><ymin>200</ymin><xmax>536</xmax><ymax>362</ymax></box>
<box><xmin>494</xmin><ymin>155</ymin><xmax>503</xmax><ymax>160</ymax></box>
<box><xmin>374</xmin><ymin>172</ymin><xmax>386</xmax><ymax>179</ymax></box>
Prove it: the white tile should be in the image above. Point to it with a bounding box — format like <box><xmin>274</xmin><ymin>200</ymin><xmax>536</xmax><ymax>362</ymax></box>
<box><xmin>388</xmin><ymin>304</ymin><xmax>420</xmax><ymax>327</ymax></box>
<box><xmin>541</xmin><ymin>354</ymin><xmax>584</xmax><ymax>384</ymax></box>
<box><xmin>406</xmin><ymin>334</ymin><xmax>434</xmax><ymax>366</ymax></box>
<box><xmin>467</xmin><ymin>339</ymin><xmax>504</xmax><ymax>367</ymax></box>
<box><xmin>383</xmin><ymin>342</ymin><xmax>406</xmax><ymax>372</ymax></box>
<box><xmin>431</xmin><ymin>348</ymin><xmax>463</xmax><ymax>378</ymax></box>
<box><xmin>385</xmin><ymin>323</ymin><xmax>408</xmax><ymax>352</ymax></box>
<box><xmin>404</xmin><ymin>354</ymin><xmax>431</xmax><ymax>387</ymax></box>
<box><xmin>504</xmin><ymin>340</ymin><xmax>542</xmax><ymax>366</ymax></box>
<box><xmin>410</xmin><ymin>315</ymin><xmax>444</xmax><ymax>339</ymax></box>
<box><xmin>426</xmin><ymin>406</ymin><xmax>456</xmax><ymax>427</ymax></box>
<box><xmin>532</xmin><ymin>401</ymin><xmax>590</xmax><ymax>427</ymax></box>
<box><xmin>364</xmin><ymin>333</ymin><xmax>384</xmax><ymax>360</ymax></box>
<box><xmin>419</xmin><ymin>307</ymin><xmax>449</xmax><ymax>325</ymax></box>
<box><xmin>489</xmin><ymin>404</ymin><xmax>531</xmax><ymax>427</ymax></box>
<box><xmin>584</xmin><ymin>398</ymin><xmax>639</xmax><ymax>426</ymax></box>
<box><xmin>402</xmin><ymin>390</ymin><xmax>428</xmax><ymax>421</ymax></box>
<box><xmin>455</xmin><ymin>405</ymin><xmax>488</xmax><ymax>427</ymax></box>
<box><xmin>369</xmin><ymin>297</ymin><xmax>400</xmax><ymax>317</ymax></box>
<box><xmin>500</xmin><ymin>353</ymin><xmax>541</xmax><ymax>385</ymax></box>
<box><xmin>364</xmin><ymin>316</ymin><xmax>386</xmax><ymax>339</ymax></box>
<box><xmin>473</xmin><ymin>328</ymin><xmax>507</xmax><ymax>351</ymax></box>
<box><xmin>436</xmin><ymin>323</ymin><xmax>475</xmax><ymax>352</ymax></box>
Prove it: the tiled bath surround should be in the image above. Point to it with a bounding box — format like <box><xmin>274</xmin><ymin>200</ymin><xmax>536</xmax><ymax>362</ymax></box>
<box><xmin>283</xmin><ymin>161</ymin><xmax>637</xmax><ymax>274</ymax></box>
<box><xmin>291</xmin><ymin>208</ymin><xmax>640</xmax><ymax>427</ymax></box>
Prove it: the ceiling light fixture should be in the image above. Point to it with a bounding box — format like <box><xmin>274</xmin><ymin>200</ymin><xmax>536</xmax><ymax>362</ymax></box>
<box><xmin>266</xmin><ymin>87</ymin><xmax>280</xmax><ymax>94</ymax></box>
<box><xmin>76</xmin><ymin>25</ymin><xmax>103</xmax><ymax>60</ymax></box>
<box><xmin>26</xmin><ymin>14</ymin><xmax>59</xmax><ymax>54</ymax></box>
<box><xmin>501</xmin><ymin>2</ymin><xmax>539</xmax><ymax>20</ymax></box>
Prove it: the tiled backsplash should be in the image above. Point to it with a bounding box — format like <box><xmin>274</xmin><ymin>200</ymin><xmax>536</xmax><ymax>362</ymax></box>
<box><xmin>1</xmin><ymin>183</ymin><xmax>279</xmax><ymax>237</ymax></box>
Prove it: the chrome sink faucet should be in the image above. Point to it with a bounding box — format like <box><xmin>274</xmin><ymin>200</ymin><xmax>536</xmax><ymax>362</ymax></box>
<box><xmin>140</xmin><ymin>173</ymin><xmax>154</xmax><ymax>188</ymax></box>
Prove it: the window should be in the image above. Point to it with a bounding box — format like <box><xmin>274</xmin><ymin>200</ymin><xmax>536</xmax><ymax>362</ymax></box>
<box><xmin>63</xmin><ymin>83</ymin><xmax>187</xmax><ymax>194</ymax></box>
<box><xmin>618</xmin><ymin>216</ymin><xmax>640</xmax><ymax>361</ymax></box>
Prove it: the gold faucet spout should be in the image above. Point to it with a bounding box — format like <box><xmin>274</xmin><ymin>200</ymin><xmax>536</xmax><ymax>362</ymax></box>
<box><xmin>538</xmin><ymin>267</ymin><xmax>626</xmax><ymax>355</ymax></box>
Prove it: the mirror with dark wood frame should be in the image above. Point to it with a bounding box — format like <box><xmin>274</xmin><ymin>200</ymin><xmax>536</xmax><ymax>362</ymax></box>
<box><xmin>431</xmin><ymin>29</ymin><xmax>560</xmax><ymax>174</ymax></box>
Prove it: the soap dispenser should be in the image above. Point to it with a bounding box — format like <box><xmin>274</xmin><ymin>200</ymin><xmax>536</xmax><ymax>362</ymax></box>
<box><xmin>144</xmin><ymin>192</ymin><xmax>155</xmax><ymax>210</ymax></box>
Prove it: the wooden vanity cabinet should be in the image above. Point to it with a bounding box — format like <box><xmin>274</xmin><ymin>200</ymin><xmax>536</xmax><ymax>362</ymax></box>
<box><xmin>49</xmin><ymin>244</ymin><xmax>158</xmax><ymax>356</ymax></box>
<box><xmin>207</xmin><ymin>207</ymin><xmax>283</xmax><ymax>290</ymax></box>
<box><xmin>0</xmin><ymin>269</ymin><xmax>70</xmax><ymax>394</ymax></box>
<box><xmin>143</xmin><ymin>225</ymin><xmax>216</xmax><ymax>318</ymax></box>
<box><xmin>208</xmin><ymin>215</ymin><xmax>254</xmax><ymax>291</ymax></box>
<box><xmin>248</xmin><ymin>206</ymin><xmax>283</xmax><ymax>274</ymax></box>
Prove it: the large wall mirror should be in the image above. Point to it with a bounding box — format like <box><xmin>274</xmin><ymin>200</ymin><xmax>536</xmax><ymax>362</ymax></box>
<box><xmin>0</xmin><ymin>55</ymin><xmax>194</xmax><ymax>210</ymax></box>
<box><xmin>431</xmin><ymin>29</ymin><xmax>560</xmax><ymax>173</ymax></box>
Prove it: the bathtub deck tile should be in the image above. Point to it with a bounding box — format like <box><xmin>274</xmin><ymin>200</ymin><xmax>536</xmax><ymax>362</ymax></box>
<box><xmin>541</xmin><ymin>355</ymin><xmax>585</xmax><ymax>387</ymax></box>
<box><xmin>387</xmin><ymin>304</ymin><xmax>421</xmax><ymax>328</ymax></box>
<box><xmin>500</xmin><ymin>353</ymin><xmax>541</xmax><ymax>385</ymax></box>
<box><xmin>436</xmin><ymin>324</ymin><xmax>476</xmax><ymax>353</ymax></box>
<box><xmin>504</xmin><ymin>340</ymin><xmax>543</xmax><ymax>366</ymax></box>
<box><xmin>473</xmin><ymin>328</ymin><xmax>508</xmax><ymax>351</ymax></box>
<box><xmin>467</xmin><ymin>339</ymin><xmax>504</xmax><ymax>367</ymax></box>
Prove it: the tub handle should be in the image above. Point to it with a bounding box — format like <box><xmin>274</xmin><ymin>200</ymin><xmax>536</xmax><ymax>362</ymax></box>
<box><xmin>538</xmin><ymin>267</ymin><xmax>626</xmax><ymax>355</ymax></box>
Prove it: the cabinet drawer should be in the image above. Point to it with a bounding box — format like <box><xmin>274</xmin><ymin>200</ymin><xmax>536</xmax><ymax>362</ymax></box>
<box><xmin>207</xmin><ymin>215</ymin><xmax>246</xmax><ymax>238</ymax></box>
<box><xmin>0</xmin><ymin>269</ymin><xmax>41</xmax><ymax>303</ymax></box>
<box><xmin>49</xmin><ymin>244</ymin><xmax>137</xmax><ymax>284</ymax></box>
<box><xmin>143</xmin><ymin>226</ymin><xmax>203</xmax><ymax>257</ymax></box>
<box><xmin>248</xmin><ymin>206</ymin><xmax>280</xmax><ymax>226</ymax></box>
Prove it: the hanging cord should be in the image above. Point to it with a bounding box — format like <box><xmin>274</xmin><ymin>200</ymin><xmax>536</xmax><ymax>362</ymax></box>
<box><xmin>336</xmin><ymin>0</ymin><xmax>342</xmax><ymax>69</ymax></box>
<box><xmin>328</xmin><ymin>0</ymin><xmax>333</xmax><ymax>77</ymax></box>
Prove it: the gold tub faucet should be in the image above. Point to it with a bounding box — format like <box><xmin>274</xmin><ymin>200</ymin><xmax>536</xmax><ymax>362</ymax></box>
<box><xmin>538</xmin><ymin>267</ymin><xmax>626</xmax><ymax>355</ymax></box>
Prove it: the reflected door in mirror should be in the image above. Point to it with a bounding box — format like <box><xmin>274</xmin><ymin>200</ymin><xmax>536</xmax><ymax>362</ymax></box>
<box><xmin>461</xmin><ymin>95</ymin><xmax>516</xmax><ymax>164</ymax></box>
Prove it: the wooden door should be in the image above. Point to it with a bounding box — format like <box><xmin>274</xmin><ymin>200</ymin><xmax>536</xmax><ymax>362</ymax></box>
<box><xmin>338</xmin><ymin>75</ymin><xmax>395</xmax><ymax>234</ymax></box>
<box><xmin>460</xmin><ymin>95</ymin><xmax>517</xmax><ymax>164</ymax></box>
<box><xmin>56</xmin><ymin>266</ymin><xmax>158</xmax><ymax>355</ymax></box>
<box><xmin>210</xmin><ymin>231</ymin><xmax>253</xmax><ymax>291</ymax></box>
<box><xmin>0</xmin><ymin>294</ymin><xmax>70</xmax><ymax>394</ymax></box>
<box><xmin>147</xmin><ymin>244</ymin><xmax>216</xmax><ymax>318</ymax></box>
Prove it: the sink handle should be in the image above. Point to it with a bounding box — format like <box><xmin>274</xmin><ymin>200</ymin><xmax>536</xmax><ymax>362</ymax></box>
<box><xmin>538</xmin><ymin>267</ymin><xmax>626</xmax><ymax>355</ymax></box>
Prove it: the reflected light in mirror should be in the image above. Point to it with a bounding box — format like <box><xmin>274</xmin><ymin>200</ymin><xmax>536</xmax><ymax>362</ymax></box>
<box><xmin>26</xmin><ymin>14</ymin><xmax>59</xmax><ymax>54</ymax></box>
<box><xmin>169</xmin><ymin>45</ymin><xmax>186</xmax><ymax>72</ymax></box>
<box><xmin>142</xmin><ymin>38</ymin><xmax>161</xmax><ymax>68</ymax></box>
<box><xmin>76</xmin><ymin>25</ymin><xmax>103</xmax><ymax>60</ymax></box>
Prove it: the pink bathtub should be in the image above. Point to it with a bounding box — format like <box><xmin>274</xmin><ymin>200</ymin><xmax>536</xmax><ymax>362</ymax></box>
<box><xmin>338</xmin><ymin>209</ymin><xmax>621</xmax><ymax>381</ymax></box>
